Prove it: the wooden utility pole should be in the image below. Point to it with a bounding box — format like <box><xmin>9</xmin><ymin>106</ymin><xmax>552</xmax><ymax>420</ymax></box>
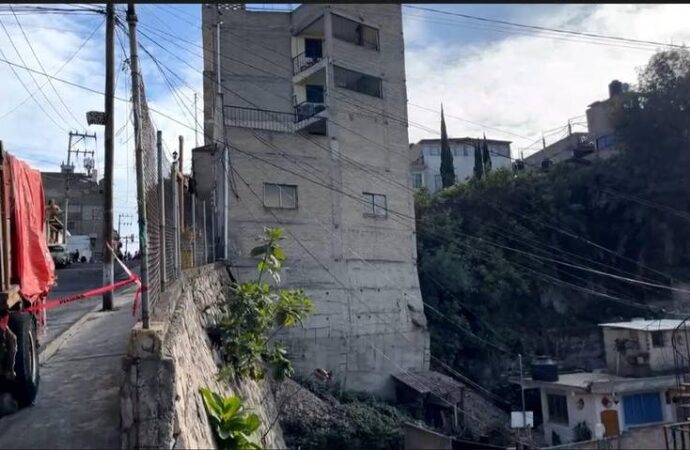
<box><xmin>127</xmin><ymin>2</ymin><xmax>150</xmax><ymax>328</ymax></box>
<box><xmin>102</xmin><ymin>3</ymin><xmax>115</xmax><ymax>310</ymax></box>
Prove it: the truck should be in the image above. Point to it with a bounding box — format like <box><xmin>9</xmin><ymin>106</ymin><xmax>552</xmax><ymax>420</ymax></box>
<box><xmin>0</xmin><ymin>142</ymin><xmax>56</xmax><ymax>407</ymax></box>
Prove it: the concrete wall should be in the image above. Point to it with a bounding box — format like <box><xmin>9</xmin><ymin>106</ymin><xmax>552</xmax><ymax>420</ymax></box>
<box><xmin>404</xmin><ymin>423</ymin><xmax>452</xmax><ymax>450</ymax></box>
<box><xmin>524</xmin><ymin>133</ymin><xmax>589</xmax><ymax>169</ymax></box>
<box><xmin>203</xmin><ymin>4</ymin><xmax>429</xmax><ymax>398</ymax></box>
<box><xmin>120</xmin><ymin>264</ymin><xmax>285</xmax><ymax>449</ymax></box>
<box><xmin>602</xmin><ymin>327</ymin><xmax>677</xmax><ymax>376</ymax></box>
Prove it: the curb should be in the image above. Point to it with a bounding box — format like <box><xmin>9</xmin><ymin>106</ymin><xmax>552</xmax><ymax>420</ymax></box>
<box><xmin>38</xmin><ymin>303</ymin><xmax>101</xmax><ymax>365</ymax></box>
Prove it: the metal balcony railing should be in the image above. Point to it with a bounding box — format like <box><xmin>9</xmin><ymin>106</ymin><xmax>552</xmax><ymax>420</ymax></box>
<box><xmin>292</xmin><ymin>51</ymin><xmax>323</xmax><ymax>75</ymax></box>
<box><xmin>224</xmin><ymin>104</ymin><xmax>327</xmax><ymax>133</ymax></box>
<box><xmin>294</xmin><ymin>101</ymin><xmax>325</xmax><ymax>122</ymax></box>
<box><xmin>224</xmin><ymin>105</ymin><xmax>299</xmax><ymax>133</ymax></box>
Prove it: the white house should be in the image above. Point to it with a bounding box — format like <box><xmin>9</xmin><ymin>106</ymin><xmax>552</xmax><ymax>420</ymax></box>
<box><xmin>517</xmin><ymin>319</ymin><xmax>687</xmax><ymax>446</ymax></box>
<box><xmin>409</xmin><ymin>137</ymin><xmax>512</xmax><ymax>193</ymax></box>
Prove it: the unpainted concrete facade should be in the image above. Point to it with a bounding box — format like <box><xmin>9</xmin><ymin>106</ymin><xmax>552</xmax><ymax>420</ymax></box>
<box><xmin>201</xmin><ymin>4</ymin><xmax>429</xmax><ymax>397</ymax></box>
<box><xmin>41</xmin><ymin>171</ymin><xmax>104</xmax><ymax>261</ymax></box>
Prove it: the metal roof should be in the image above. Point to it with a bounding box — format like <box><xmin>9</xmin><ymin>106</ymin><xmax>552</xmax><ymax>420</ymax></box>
<box><xmin>392</xmin><ymin>370</ymin><xmax>466</xmax><ymax>405</ymax></box>
<box><xmin>598</xmin><ymin>319</ymin><xmax>686</xmax><ymax>332</ymax></box>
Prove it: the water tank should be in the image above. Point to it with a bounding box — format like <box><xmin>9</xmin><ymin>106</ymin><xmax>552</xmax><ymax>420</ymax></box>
<box><xmin>531</xmin><ymin>356</ymin><xmax>559</xmax><ymax>381</ymax></box>
<box><xmin>609</xmin><ymin>80</ymin><xmax>623</xmax><ymax>98</ymax></box>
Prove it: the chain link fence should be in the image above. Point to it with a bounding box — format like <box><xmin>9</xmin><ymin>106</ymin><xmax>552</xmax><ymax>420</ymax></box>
<box><xmin>138</xmin><ymin>83</ymin><xmax>214</xmax><ymax>319</ymax></box>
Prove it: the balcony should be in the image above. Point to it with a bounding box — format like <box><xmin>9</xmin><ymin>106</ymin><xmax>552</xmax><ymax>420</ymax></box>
<box><xmin>224</xmin><ymin>104</ymin><xmax>326</xmax><ymax>134</ymax></box>
<box><xmin>292</xmin><ymin>51</ymin><xmax>323</xmax><ymax>76</ymax></box>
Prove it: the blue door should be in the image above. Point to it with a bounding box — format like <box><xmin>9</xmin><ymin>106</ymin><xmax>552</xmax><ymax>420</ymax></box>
<box><xmin>623</xmin><ymin>392</ymin><xmax>663</xmax><ymax>426</ymax></box>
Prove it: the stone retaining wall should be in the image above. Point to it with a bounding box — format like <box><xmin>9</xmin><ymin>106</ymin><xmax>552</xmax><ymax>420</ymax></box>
<box><xmin>120</xmin><ymin>263</ymin><xmax>285</xmax><ymax>449</ymax></box>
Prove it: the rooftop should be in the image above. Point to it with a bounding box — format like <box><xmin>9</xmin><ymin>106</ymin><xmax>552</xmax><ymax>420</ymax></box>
<box><xmin>416</xmin><ymin>137</ymin><xmax>512</xmax><ymax>145</ymax></box>
<box><xmin>598</xmin><ymin>319</ymin><xmax>686</xmax><ymax>332</ymax></box>
<box><xmin>516</xmin><ymin>370</ymin><xmax>677</xmax><ymax>393</ymax></box>
<box><xmin>392</xmin><ymin>369</ymin><xmax>466</xmax><ymax>405</ymax></box>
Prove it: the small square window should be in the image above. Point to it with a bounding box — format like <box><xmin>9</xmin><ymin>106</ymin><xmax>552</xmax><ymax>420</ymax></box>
<box><xmin>412</xmin><ymin>173</ymin><xmax>423</xmax><ymax>189</ymax></box>
<box><xmin>363</xmin><ymin>192</ymin><xmax>387</xmax><ymax>218</ymax></box>
<box><xmin>263</xmin><ymin>183</ymin><xmax>297</xmax><ymax>209</ymax></box>
<box><xmin>652</xmin><ymin>331</ymin><xmax>664</xmax><ymax>348</ymax></box>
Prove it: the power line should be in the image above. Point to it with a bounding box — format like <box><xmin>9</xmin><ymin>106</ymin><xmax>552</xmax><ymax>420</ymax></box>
<box><xmin>404</xmin><ymin>5</ymin><xmax>687</xmax><ymax>50</ymax></box>
<box><xmin>9</xmin><ymin>4</ymin><xmax>85</xmax><ymax>129</ymax></box>
<box><xmin>0</xmin><ymin>18</ymin><xmax>104</xmax><ymax>120</ymax></box>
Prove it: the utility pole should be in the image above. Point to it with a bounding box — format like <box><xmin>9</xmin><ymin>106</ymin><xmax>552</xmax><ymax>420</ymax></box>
<box><xmin>194</xmin><ymin>92</ymin><xmax>199</xmax><ymax>148</ymax></box>
<box><xmin>61</xmin><ymin>131</ymin><xmax>96</xmax><ymax>242</ymax></box>
<box><xmin>127</xmin><ymin>2</ymin><xmax>150</xmax><ymax>328</ymax></box>
<box><xmin>102</xmin><ymin>3</ymin><xmax>115</xmax><ymax>311</ymax></box>
<box><xmin>117</xmin><ymin>213</ymin><xmax>132</xmax><ymax>236</ymax></box>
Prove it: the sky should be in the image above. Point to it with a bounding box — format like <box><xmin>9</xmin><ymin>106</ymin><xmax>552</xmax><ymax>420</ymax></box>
<box><xmin>0</xmin><ymin>3</ymin><xmax>688</xmax><ymax>249</ymax></box>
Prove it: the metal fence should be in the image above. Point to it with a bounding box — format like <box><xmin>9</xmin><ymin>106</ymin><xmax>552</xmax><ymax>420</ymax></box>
<box><xmin>138</xmin><ymin>81</ymin><xmax>214</xmax><ymax>319</ymax></box>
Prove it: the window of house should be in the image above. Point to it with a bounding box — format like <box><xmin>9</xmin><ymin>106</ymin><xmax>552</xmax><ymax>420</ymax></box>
<box><xmin>596</xmin><ymin>134</ymin><xmax>616</xmax><ymax>150</ymax></box>
<box><xmin>623</xmin><ymin>392</ymin><xmax>663</xmax><ymax>426</ymax></box>
<box><xmin>334</xmin><ymin>66</ymin><xmax>382</xmax><ymax>98</ymax></box>
<box><xmin>547</xmin><ymin>394</ymin><xmax>569</xmax><ymax>425</ymax></box>
<box><xmin>412</xmin><ymin>173</ymin><xmax>423</xmax><ymax>189</ymax></box>
<box><xmin>332</xmin><ymin>14</ymin><xmax>379</xmax><ymax>50</ymax></box>
<box><xmin>434</xmin><ymin>174</ymin><xmax>442</xmax><ymax>192</ymax></box>
<box><xmin>263</xmin><ymin>183</ymin><xmax>298</xmax><ymax>209</ymax></box>
<box><xmin>304</xmin><ymin>38</ymin><xmax>323</xmax><ymax>59</ymax></box>
<box><xmin>463</xmin><ymin>145</ymin><xmax>469</xmax><ymax>157</ymax></box>
<box><xmin>426</xmin><ymin>146</ymin><xmax>440</xmax><ymax>156</ymax></box>
<box><xmin>305</xmin><ymin>84</ymin><xmax>325</xmax><ymax>103</ymax></box>
<box><xmin>362</xmin><ymin>192</ymin><xmax>387</xmax><ymax>217</ymax></box>
<box><xmin>651</xmin><ymin>331</ymin><xmax>665</xmax><ymax>348</ymax></box>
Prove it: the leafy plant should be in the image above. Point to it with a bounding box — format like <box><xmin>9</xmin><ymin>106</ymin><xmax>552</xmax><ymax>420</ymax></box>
<box><xmin>573</xmin><ymin>421</ymin><xmax>592</xmax><ymax>442</ymax></box>
<box><xmin>213</xmin><ymin>227</ymin><xmax>313</xmax><ymax>381</ymax></box>
<box><xmin>199</xmin><ymin>388</ymin><xmax>263</xmax><ymax>450</ymax></box>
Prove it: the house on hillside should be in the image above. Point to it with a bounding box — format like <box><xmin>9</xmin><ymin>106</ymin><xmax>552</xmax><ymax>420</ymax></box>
<box><xmin>409</xmin><ymin>137</ymin><xmax>512</xmax><ymax>192</ymax></box>
<box><xmin>521</xmin><ymin>80</ymin><xmax>629</xmax><ymax>172</ymax></box>
<box><xmin>513</xmin><ymin>319</ymin><xmax>686</xmax><ymax>447</ymax></box>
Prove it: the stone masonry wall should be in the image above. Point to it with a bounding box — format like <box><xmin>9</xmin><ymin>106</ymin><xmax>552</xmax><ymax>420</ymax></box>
<box><xmin>120</xmin><ymin>264</ymin><xmax>285</xmax><ymax>449</ymax></box>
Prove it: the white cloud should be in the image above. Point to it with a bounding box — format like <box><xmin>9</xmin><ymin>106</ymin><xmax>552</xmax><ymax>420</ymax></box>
<box><xmin>404</xmin><ymin>4</ymin><xmax>690</xmax><ymax>157</ymax></box>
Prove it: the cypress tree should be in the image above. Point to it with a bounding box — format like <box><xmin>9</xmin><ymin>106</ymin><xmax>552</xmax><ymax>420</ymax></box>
<box><xmin>482</xmin><ymin>133</ymin><xmax>492</xmax><ymax>176</ymax></box>
<box><xmin>439</xmin><ymin>106</ymin><xmax>456</xmax><ymax>188</ymax></box>
<box><xmin>473</xmin><ymin>138</ymin><xmax>483</xmax><ymax>180</ymax></box>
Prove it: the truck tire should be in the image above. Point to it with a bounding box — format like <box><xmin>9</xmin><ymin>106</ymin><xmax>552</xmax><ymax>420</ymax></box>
<box><xmin>8</xmin><ymin>312</ymin><xmax>39</xmax><ymax>407</ymax></box>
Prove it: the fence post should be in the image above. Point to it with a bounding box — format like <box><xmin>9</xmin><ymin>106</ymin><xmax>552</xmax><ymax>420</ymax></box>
<box><xmin>172</xmin><ymin>159</ymin><xmax>180</xmax><ymax>277</ymax></box>
<box><xmin>203</xmin><ymin>200</ymin><xmax>208</xmax><ymax>264</ymax></box>
<box><xmin>191</xmin><ymin>192</ymin><xmax>196</xmax><ymax>267</ymax></box>
<box><xmin>157</xmin><ymin>131</ymin><xmax>166</xmax><ymax>291</ymax></box>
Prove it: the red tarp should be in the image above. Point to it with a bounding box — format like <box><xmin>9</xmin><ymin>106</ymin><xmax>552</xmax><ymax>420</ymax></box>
<box><xmin>8</xmin><ymin>154</ymin><xmax>55</xmax><ymax>304</ymax></box>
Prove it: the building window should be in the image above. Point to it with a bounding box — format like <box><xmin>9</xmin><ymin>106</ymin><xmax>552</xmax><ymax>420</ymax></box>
<box><xmin>651</xmin><ymin>331</ymin><xmax>665</xmax><ymax>348</ymax></box>
<box><xmin>596</xmin><ymin>134</ymin><xmax>616</xmax><ymax>150</ymax></box>
<box><xmin>332</xmin><ymin>14</ymin><xmax>379</xmax><ymax>51</ymax></box>
<box><xmin>623</xmin><ymin>392</ymin><xmax>663</xmax><ymax>426</ymax></box>
<box><xmin>412</xmin><ymin>173</ymin><xmax>423</xmax><ymax>189</ymax></box>
<box><xmin>426</xmin><ymin>146</ymin><xmax>440</xmax><ymax>156</ymax></box>
<box><xmin>463</xmin><ymin>145</ymin><xmax>469</xmax><ymax>157</ymax></box>
<box><xmin>263</xmin><ymin>183</ymin><xmax>297</xmax><ymax>209</ymax></box>
<box><xmin>304</xmin><ymin>38</ymin><xmax>323</xmax><ymax>59</ymax></box>
<box><xmin>547</xmin><ymin>394</ymin><xmax>569</xmax><ymax>425</ymax></box>
<box><xmin>434</xmin><ymin>174</ymin><xmax>442</xmax><ymax>192</ymax></box>
<box><xmin>362</xmin><ymin>192</ymin><xmax>387</xmax><ymax>217</ymax></box>
<box><xmin>334</xmin><ymin>66</ymin><xmax>382</xmax><ymax>98</ymax></box>
<box><xmin>305</xmin><ymin>84</ymin><xmax>325</xmax><ymax>103</ymax></box>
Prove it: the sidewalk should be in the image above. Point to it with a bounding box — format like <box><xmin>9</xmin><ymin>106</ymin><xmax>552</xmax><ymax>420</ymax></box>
<box><xmin>0</xmin><ymin>291</ymin><xmax>137</xmax><ymax>449</ymax></box>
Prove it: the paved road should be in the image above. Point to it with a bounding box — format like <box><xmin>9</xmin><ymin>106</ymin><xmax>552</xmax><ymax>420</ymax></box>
<box><xmin>42</xmin><ymin>261</ymin><xmax>141</xmax><ymax>350</ymax></box>
<box><xmin>0</xmin><ymin>293</ymin><xmax>136</xmax><ymax>449</ymax></box>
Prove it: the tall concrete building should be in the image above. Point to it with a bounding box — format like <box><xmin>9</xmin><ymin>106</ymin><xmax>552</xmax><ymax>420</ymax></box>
<box><xmin>199</xmin><ymin>4</ymin><xmax>429</xmax><ymax>396</ymax></box>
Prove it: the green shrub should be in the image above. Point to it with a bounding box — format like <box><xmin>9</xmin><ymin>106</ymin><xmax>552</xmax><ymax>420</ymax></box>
<box><xmin>199</xmin><ymin>388</ymin><xmax>263</xmax><ymax>450</ymax></box>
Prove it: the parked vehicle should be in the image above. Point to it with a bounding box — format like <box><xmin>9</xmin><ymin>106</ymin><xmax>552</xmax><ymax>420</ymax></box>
<box><xmin>49</xmin><ymin>244</ymin><xmax>70</xmax><ymax>269</ymax></box>
<box><xmin>0</xmin><ymin>142</ymin><xmax>56</xmax><ymax>407</ymax></box>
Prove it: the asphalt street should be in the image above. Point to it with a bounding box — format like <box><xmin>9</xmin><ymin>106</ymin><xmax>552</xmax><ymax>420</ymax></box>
<box><xmin>40</xmin><ymin>261</ymin><xmax>140</xmax><ymax>350</ymax></box>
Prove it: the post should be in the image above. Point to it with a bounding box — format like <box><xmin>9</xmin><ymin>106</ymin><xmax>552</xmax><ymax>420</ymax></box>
<box><xmin>102</xmin><ymin>3</ymin><xmax>115</xmax><ymax>311</ymax></box>
<box><xmin>171</xmin><ymin>158</ymin><xmax>180</xmax><ymax>277</ymax></box>
<box><xmin>194</xmin><ymin>92</ymin><xmax>199</xmax><ymax>148</ymax></box>
<box><xmin>157</xmin><ymin>130</ymin><xmax>166</xmax><ymax>291</ymax></box>
<box><xmin>191</xmin><ymin>191</ymin><xmax>196</xmax><ymax>267</ymax></box>
<box><xmin>178</xmin><ymin>135</ymin><xmax>184</xmax><ymax>235</ymax></box>
<box><xmin>202</xmin><ymin>200</ymin><xmax>208</xmax><ymax>263</ymax></box>
<box><xmin>127</xmin><ymin>2</ymin><xmax>150</xmax><ymax>328</ymax></box>
<box><xmin>519</xmin><ymin>354</ymin><xmax>527</xmax><ymax>430</ymax></box>
<box><xmin>223</xmin><ymin>146</ymin><xmax>228</xmax><ymax>260</ymax></box>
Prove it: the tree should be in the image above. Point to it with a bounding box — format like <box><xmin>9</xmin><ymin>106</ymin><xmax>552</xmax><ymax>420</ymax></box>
<box><xmin>473</xmin><ymin>138</ymin><xmax>483</xmax><ymax>180</ymax></box>
<box><xmin>439</xmin><ymin>105</ymin><xmax>456</xmax><ymax>188</ymax></box>
<box><xmin>482</xmin><ymin>133</ymin><xmax>492</xmax><ymax>176</ymax></box>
